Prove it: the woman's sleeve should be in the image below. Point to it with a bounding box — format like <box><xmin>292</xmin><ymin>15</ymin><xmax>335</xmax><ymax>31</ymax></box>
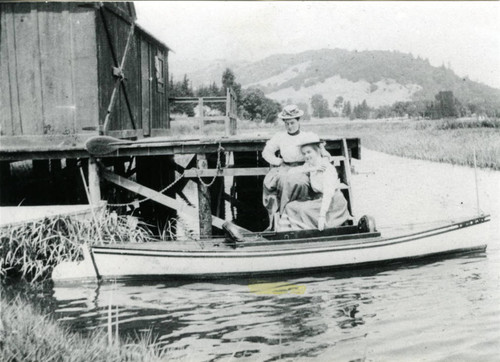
<box><xmin>320</xmin><ymin>165</ymin><xmax>340</xmax><ymax>217</ymax></box>
<box><xmin>262</xmin><ymin>134</ymin><xmax>282</xmax><ymax>166</ymax></box>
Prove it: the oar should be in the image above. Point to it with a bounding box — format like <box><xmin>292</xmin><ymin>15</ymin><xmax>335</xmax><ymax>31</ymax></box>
<box><xmin>85</xmin><ymin>135</ymin><xmax>202</xmax><ymax>155</ymax></box>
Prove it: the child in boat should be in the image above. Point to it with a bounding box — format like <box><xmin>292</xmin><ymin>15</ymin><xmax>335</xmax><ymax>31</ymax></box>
<box><xmin>277</xmin><ymin>134</ymin><xmax>352</xmax><ymax>231</ymax></box>
<box><xmin>262</xmin><ymin>105</ymin><xmax>331</xmax><ymax>229</ymax></box>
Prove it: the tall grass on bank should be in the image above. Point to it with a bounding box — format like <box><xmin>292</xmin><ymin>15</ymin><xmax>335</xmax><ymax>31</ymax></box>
<box><xmin>0</xmin><ymin>295</ymin><xmax>172</xmax><ymax>362</ymax></box>
<box><xmin>168</xmin><ymin>117</ymin><xmax>500</xmax><ymax>169</ymax></box>
<box><xmin>0</xmin><ymin>212</ymin><xmax>153</xmax><ymax>282</ymax></box>
<box><xmin>311</xmin><ymin>119</ymin><xmax>500</xmax><ymax>170</ymax></box>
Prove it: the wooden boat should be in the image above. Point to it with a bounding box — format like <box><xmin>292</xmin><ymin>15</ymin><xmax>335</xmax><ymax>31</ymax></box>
<box><xmin>52</xmin><ymin>214</ymin><xmax>490</xmax><ymax>281</ymax></box>
<box><xmin>50</xmin><ymin>135</ymin><xmax>491</xmax><ymax>281</ymax></box>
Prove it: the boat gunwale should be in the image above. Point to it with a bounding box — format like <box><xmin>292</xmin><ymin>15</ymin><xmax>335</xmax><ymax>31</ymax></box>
<box><xmin>93</xmin><ymin>246</ymin><xmax>488</xmax><ymax>281</ymax></box>
<box><xmin>91</xmin><ymin>215</ymin><xmax>490</xmax><ymax>258</ymax></box>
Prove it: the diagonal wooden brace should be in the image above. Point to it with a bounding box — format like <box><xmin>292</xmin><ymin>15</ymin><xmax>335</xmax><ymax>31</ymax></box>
<box><xmin>101</xmin><ymin>169</ymin><xmax>225</xmax><ymax>229</ymax></box>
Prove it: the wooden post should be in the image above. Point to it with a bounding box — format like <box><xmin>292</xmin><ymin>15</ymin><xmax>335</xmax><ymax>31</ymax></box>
<box><xmin>88</xmin><ymin>157</ymin><xmax>101</xmax><ymax>205</ymax></box>
<box><xmin>225</xmin><ymin>88</ymin><xmax>231</xmax><ymax>136</ymax></box>
<box><xmin>197</xmin><ymin>153</ymin><xmax>212</xmax><ymax>237</ymax></box>
<box><xmin>198</xmin><ymin>97</ymin><xmax>204</xmax><ymax>130</ymax></box>
<box><xmin>0</xmin><ymin>162</ymin><xmax>11</xmax><ymax>205</ymax></box>
<box><xmin>33</xmin><ymin>160</ymin><xmax>50</xmax><ymax>204</ymax></box>
<box><xmin>49</xmin><ymin>159</ymin><xmax>62</xmax><ymax>204</ymax></box>
<box><xmin>341</xmin><ymin>138</ymin><xmax>354</xmax><ymax>216</ymax></box>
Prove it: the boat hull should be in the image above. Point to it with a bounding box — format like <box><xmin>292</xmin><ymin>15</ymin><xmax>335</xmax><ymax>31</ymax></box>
<box><xmin>89</xmin><ymin>216</ymin><xmax>490</xmax><ymax>279</ymax></box>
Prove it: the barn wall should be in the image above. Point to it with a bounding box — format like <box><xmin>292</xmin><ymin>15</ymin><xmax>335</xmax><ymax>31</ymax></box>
<box><xmin>136</xmin><ymin>29</ymin><xmax>170</xmax><ymax>135</ymax></box>
<box><xmin>0</xmin><ymin>3</ymin><xmax>99</xmax><ymax>137</ymax></box>
<box><xmin>95</xmin><ymin>5</ymin><xmax>142</xmax><ymax>137</ymax></box>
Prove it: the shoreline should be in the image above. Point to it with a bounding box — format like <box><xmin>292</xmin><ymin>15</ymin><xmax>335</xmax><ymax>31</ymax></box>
<box><xmin>1</xmin><ymin>293</ymin><xmax>171</xmax><ymax>362</ymax></box>
<box><xmin>234</xmin><ymin>117</ymin><xmax>500</xmax><ymax>170</ymax></box>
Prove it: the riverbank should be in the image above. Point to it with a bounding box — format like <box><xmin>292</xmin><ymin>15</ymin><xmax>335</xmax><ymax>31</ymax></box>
<box><xmin>0</xmin><ymin>212</ymin><xmax>153</xmax><ymax>282</ymax></box>
<box><xmin>0</xmin><ymin>294</ymin><xmax>170</xmax><ymax>362</ymax></box>
<box><xmin>306</xmin><ymin>118</ymin><xmax>500</xmax><ymax>170</ymax></box>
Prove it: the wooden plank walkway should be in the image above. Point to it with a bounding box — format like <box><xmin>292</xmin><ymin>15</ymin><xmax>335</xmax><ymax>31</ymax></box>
<box><xmin>0</xmin><ymin>135</ymin><xmax>361</xmax><ymax>161</ymax></box>
<box><xmin>0</xmin><ymin>202</ymin><xmax>106</xmax><ymax>227</ymax></box>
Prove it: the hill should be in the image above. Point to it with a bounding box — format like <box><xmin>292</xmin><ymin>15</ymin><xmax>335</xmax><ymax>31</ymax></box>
<box><xmin>175</xmin><ymin>49</ymin><xmax>500</xmax><ymax>110</ymax></box>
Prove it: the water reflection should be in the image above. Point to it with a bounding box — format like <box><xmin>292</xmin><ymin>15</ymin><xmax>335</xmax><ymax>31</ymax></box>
<box><xmin>50</xmin><ymin>251</ymin><xmax>492</xmax><ymax>361</ymax></box>
<box><xmin>47</xmin><ymin>149</ymin><xmax>500</xmax><ymax>360</ymax></box>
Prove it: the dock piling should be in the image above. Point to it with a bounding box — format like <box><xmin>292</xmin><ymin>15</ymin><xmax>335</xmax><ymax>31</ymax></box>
<box><xmin>197</xmin><ymin>153</ymin><xmax>213</xmax><ymax>238</ymax></box>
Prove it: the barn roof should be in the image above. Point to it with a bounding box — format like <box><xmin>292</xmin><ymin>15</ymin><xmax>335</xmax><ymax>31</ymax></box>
<box><xmin>135</xmin><ymin>23</ymin><xmax>173</xmax><ymax>53</ymax></box>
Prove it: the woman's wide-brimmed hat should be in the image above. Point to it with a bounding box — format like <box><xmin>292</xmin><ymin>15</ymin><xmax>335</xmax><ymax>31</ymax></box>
<box><xmin>297</xmin><ymin>133</ymin><xmax>323</xmax><ymax>148</ymax></box>
<box><xmin>278</xmin><ymin>105</ymin><xmax>304</xmax><ymax>120</ymax></box>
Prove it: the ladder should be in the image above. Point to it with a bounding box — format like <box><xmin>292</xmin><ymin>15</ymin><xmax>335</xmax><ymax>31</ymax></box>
<box><xmin>328</xmin><ymin>139</ymin><xmax>355</xmax><ymax>219</ymax></box>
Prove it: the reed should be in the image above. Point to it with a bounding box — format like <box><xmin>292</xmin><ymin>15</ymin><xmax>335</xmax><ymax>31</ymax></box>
<box><xmin>0</xmin><ymin>211</ymin><xmax>154</xmax><ymax>283</ymax></box>
<box><xmin>233</xmin><ymin>117</ymin><xmax>500</xmax><ymax>170</ymax></box>
<box><xmin>315</xmin><ymin>119</ymin><xmax>500</xmax><ymax>170</ymax></box>
<box><xmin>1</xmin><ymin>295</ymin><xmax>172</xmax><ymax>362</ymax></box>
<box><xmin>173</xmin><ymin>116</ymin><xmax>500</xmax><ymax>168</ymax></box>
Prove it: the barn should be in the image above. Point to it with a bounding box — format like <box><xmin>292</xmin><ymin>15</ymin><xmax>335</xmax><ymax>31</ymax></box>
<box><xmin>0</xmin><ymin>2</ymin><xmax>170</xmax><ymax>142</ymax></box>
<box><xmin>0</xmin><ymin>2</ymin><xmax>173</xmax><ymax>209</ymax></box>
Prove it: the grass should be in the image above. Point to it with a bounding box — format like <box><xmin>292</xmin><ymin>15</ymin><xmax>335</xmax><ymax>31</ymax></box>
<box><xmin>304</xmin><ymin>118</ymin><xmax>500</xmax><ymax>170</ymax></box>
<box><xmin>0</xmin><ymin>211</ymin><xmax>154</xmax><ymax>283</ymax></box>
<box><xmin>180</xmin><ymin>116</ymin><xmax>499</xmax><ymax>170</ymax></box>
<box><xmin>0</xmin><ymin>294</ymin><xmax>174</xmax><ymax>362</ymax></box>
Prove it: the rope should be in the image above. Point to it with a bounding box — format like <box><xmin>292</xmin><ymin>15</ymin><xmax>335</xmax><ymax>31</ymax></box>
<box><xmin>195</xmin><ymin>143</ymin><xmax>224</xmax><ymax>187</ymax></box>
<box><xmin>107</xmin><ymin>143</ymin><xmax>225</xmax><ymax>207</ymax></box>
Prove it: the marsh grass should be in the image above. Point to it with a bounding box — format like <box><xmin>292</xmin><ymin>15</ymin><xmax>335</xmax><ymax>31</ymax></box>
<box><xmin>228</xmin><ymin>117</ymin><xmax>500</xmax><ymax>170</ymax></box>
<box><xmin>1</xmin><ymin>295</ymin><xmax>173</xmax><ymax>362</ymax></box>
<box><xmin>0</xmin><ymin>211</ymin><xmax>154</xmax><ymax>282</ymax></box>
<box><xmin>311</xmin><ymin>119</ymin><xmax>500</xmax><ymax>170</ymax></box>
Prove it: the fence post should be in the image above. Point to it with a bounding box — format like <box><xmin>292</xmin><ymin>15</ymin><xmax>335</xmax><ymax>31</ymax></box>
<box><xmin>198</xmin><ymin>97</ymin><xmax>204</xmax><ymax>130</ymax></box>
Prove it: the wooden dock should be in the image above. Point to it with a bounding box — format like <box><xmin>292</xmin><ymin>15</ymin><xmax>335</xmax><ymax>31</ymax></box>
<box><xmin>0</xmin><ymin>135</ymin><xmax>360</xmax><ymax>235</ymax></box>
<box><xmin>0</xmin><ymin>3</ymin><xmax>361</xmax><ymax>236</ymax></box>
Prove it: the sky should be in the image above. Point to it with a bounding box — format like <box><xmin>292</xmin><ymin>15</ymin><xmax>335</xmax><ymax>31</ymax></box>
<box><xmin>135</xmin><ymin>1</ymin><xmax>500</xmax><ymax>89</ymax></box>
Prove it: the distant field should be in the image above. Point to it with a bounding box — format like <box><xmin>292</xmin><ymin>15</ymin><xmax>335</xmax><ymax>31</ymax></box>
<box><xmin>301</xmin><ymin>118</ymin><xmax>500</xmax><ymax>170</ymax></box>
<box><xmin>169</xmin><ymin>117</ymin><xmax>500</xmax><ymax>170</ymax></box>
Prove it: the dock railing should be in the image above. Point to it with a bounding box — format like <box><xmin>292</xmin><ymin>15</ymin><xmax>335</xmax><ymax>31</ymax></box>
<box><xmin>169</xmin><ymin>88</ymin><xmax>238</xmax><ymax>136</ymax></box>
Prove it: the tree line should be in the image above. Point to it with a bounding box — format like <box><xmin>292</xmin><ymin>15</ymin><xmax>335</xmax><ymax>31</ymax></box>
<box><xmin>169</xmin><ymin>68</ymin><xmax>282</xmax><ymax>122</ymax></box>
<box><xmin>311</xmin><ymin>91</ymin><xmax>499</xmax><ymax>120</ymax></box>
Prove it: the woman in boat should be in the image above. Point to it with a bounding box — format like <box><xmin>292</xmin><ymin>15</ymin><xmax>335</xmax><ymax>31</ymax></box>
<box><xmin>277</xmin><ymin>133</ymin><xmax>352</xmax><ymax>231</ymax></box>
<box><xmin>262</xmin><ymin>105</ymin><xmax>331</xmax><ymax>229</ymax></box>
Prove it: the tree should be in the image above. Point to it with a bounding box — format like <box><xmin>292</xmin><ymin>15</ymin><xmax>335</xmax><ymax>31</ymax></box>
<box><xmin>334</xmin><ymin>96</ymin><xmax>344</xmax><ymax>109</ymax></box>
<box><xmin>435</xmin><ymin>91</ymin><xmax>458</xmax><ymax>118</ymax></box>
<box><xmin>169</xmin><ymin>74</ymin><xmax>195</xmax><ymax>116</ymax></box>
<box><xmin>342</xmin><ymin>101</ymin><xmax>352</xmax><ymax>118</ymax></box>
<box><xmin>311</xmin><ymin>94</ymin><xmax>332</xmax><ymax>118</ymax></box>
<box><xmin>352</xmin><ymin>100</ymin><xmax>370</xmax><ymax>119</ymax></box>
<box><xmin>240</xmin><ymin>88</ymin><xmax>281</xmax><ymax>122</ymax></box>
<box><xmin>296</xmin><ymin>102</ymin><xmax>311</xmax><ymax>121</ymax></box>
<box><xmin>221</xmin><ymin>68</ymin><xmax>242</xmax><ymax>102</ymax></box>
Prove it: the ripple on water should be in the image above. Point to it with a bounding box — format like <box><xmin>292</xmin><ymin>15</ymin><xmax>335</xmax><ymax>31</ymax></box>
<box><xmin>40</xmin><ymin>149</ymin><xmax>500</xmax><ymax>361</ymax></box>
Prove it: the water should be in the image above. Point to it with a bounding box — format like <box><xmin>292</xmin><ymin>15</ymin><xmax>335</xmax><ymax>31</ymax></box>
<box><xmin>36</xmin><ymin>150</ymin><xmax>500</xmax><ymax>360</ymax></box>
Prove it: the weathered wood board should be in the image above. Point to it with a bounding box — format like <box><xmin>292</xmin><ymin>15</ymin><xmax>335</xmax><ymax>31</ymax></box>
<box><xmin>0</xmin><ymin>2</ymin><xmax>170</xmax><ymax>148</ymax></box>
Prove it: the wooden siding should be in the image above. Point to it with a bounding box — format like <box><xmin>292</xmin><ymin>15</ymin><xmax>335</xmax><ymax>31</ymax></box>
<box><xmin>137</xmin><ymin>28</ymin><xmax>169</xmax><ymax>134</ymax></box>
<box><xmin>0</xmin><ymin>3</ymin><xmax>99</xmax><ymax>137</ymax></box>
<box><xmin>0</xmin><ymin>2</ymin><xmax>170</xmax><ymax>145</ymax></box>
<box><xmin>95</xmin><ymin>5</ymin><xmax>139</xmax><ymax>134</ymax></box>
<box><xmin>95</xmin><ymin>6</ymin><xmax>170</xmax><ymax>138</ymax></box>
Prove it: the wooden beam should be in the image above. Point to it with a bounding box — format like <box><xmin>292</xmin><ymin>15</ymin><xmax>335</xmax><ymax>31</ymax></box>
<box><xmin>101</xmin><ymin>168</ymin><xmax>225</xmax><ymax>229</ymax></box>
<box><xmin>170</xmin><ymin>99</ymin><xmax>226</xmax><ymax>104</ymax></box>
<box><xmin>184</xmin><ymin>167</ymin><xmax>271</xmax><ymax>178</ymax></box>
